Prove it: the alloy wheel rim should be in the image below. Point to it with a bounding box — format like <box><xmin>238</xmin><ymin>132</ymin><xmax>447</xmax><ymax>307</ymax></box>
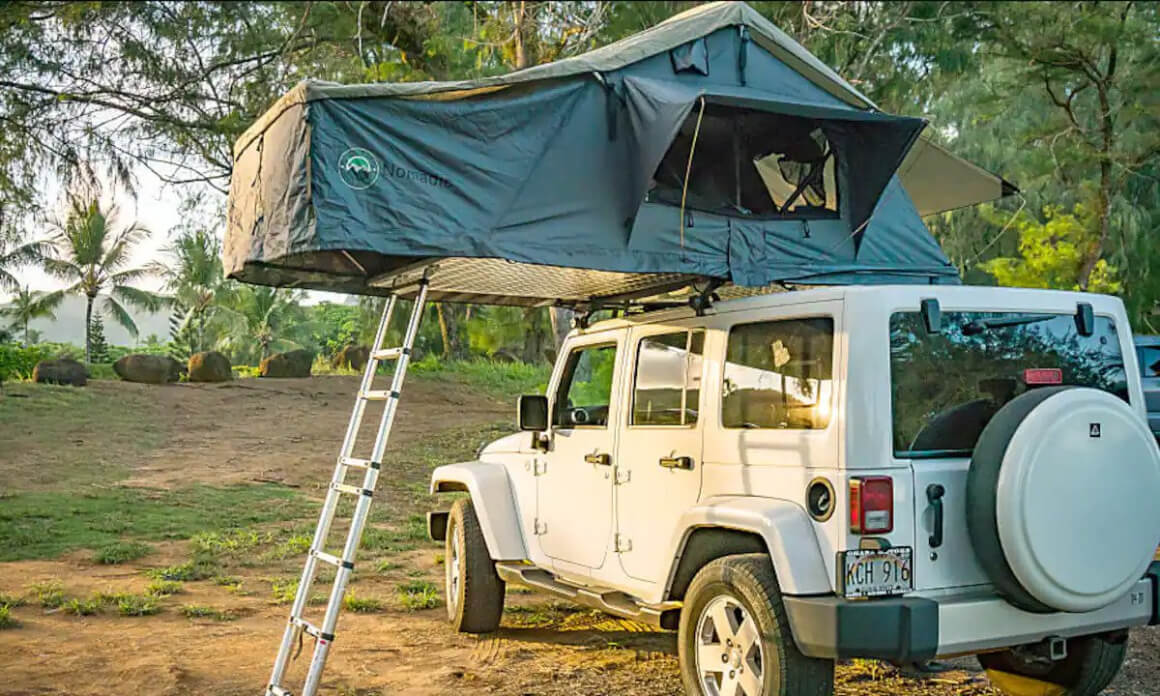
<box><xmin>694</xmin><ymin>593</ymin><xmax>764</xmax><ymax>696</ymax></box>
<box><xmin>446</xmin><ymin>523</ymin><xmax>461</xmax><ymax>614</ymax></box>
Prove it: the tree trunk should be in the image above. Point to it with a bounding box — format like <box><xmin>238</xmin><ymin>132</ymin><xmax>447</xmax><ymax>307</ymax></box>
<box><xmin>521</xmin><ymin>308</ymin><xmax>550</xmax><ymax>363</ymax></box>
<box><xmin>1077</xmin><ymin>85</ymin><xmax>1116</xmax><ymax>291</ymax></box>
<box><xmin>549</xmin><ymin>307</ymin><xmax>573</xmax><ymax>356</ymax></box>
<box><xmin>84</xmin><ymin>294</ymin><xmax>95</xmax><ymax>363</ymax></box>
<box><xmin>435</xmin><ymin>303</ymin><xmax>468</xmax><ymax>360</ymax></box>
<box><xmin>23</xmin><ymin>318</ymin><xmax>30</xmax><ymax>347</ymax></box>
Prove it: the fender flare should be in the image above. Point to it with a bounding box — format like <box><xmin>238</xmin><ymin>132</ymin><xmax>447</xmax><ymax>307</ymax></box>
<box><xmin>666</xmin><ymin>496</ymin><xmax>832</xmax><ymax>596</ymax></box>
<box><xmin>430</xmin><ymin>461</ymin><xmax>528</xmax><ymax>561</ymax></box>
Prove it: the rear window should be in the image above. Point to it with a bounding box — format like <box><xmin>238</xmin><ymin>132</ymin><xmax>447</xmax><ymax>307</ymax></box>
<box><xmin>1137</xmin><ymin>344</ymin><xmax>1160</xmax><ymax>377</ymax></box>
<box><xmin>890</xmin><ymin>311</ymin><xmax>1128</xmax><ymax>458</ymax></box>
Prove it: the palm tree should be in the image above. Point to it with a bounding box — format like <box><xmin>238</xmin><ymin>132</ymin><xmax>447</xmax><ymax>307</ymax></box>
<box><xmin>41</xmin><ymin>196</ymin><xmax>165</xmax><ymax>362</ymax></box>
<box><xmin>218</xmin><ymin>285</ymin><xmax>308</xmax><ymax>364</ymax></box>
<box><xmin>0</xmin><ymin>229</ymin><xmax>49</xmax><ymax>293</ymax></box>
<box><xmin>150</xmin><ymin>226</ymin><xmax>233</xmax><ymax>354</ymax></box>
<box><xmin>0</xmin><ymin>285</ymin><xmax>64</xmax><ymax>346</ymax></box>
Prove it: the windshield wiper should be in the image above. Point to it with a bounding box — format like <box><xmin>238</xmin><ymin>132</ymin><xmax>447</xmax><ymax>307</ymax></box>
<box><xmin>961</xmin><ymin>313</ymin><xmax>1056</xmax><ymax>336</ymax></box>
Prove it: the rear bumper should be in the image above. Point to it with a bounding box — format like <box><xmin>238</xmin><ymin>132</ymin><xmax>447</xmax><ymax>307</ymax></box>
<box><xmin>783</xmin><ymin>570</ymin><xmax>1158</xmax><ymax>662</ymax></box>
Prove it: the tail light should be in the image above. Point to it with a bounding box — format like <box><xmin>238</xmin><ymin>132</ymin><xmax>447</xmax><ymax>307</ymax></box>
<box><xmin>850</xmin><ymin>476</ymin><xmax>893</xmax><ymax>534</ymax></box>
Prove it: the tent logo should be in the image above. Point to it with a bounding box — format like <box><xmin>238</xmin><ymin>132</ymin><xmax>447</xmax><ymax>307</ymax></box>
<box><xmin>338</xmin><ymin>147</ymin><xmax>381</xmax><ymax>190</ymax></box>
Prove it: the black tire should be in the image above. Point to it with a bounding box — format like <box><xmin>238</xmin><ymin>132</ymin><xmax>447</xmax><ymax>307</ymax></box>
<box><xmin>444</xmin><ymin>498</ymin><xmax>504</xmax><ymax>633</ymax></box>
<box><xmin>979</xmin><ymin>632</ymin><xmax>1128</xmax><ymax>696</ymax></box>
<box><xmin>678</xmin><ymin>554</ymin><xmax>833</xmax><ymax>696</ymax></box>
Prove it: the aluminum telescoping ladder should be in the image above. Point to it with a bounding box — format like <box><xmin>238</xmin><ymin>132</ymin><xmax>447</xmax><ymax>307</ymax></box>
<box><xmin>265</xmin><ymin>280</ymin><xmax>429</xmax><ymax>696</ymax></box>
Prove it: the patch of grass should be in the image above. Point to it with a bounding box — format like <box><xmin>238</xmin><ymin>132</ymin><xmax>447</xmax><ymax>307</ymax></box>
<box><xmin>375</xmin><ymin>560</ymin><xmax>400</xmax><ymax>573</ymax></box>
<box><xmin>343</xmin><ymin>591</ymin><xmax>383</xmax><ymax>613</ymax></box>
<box><xmin>29</xmin><ymin>580</ymin><xmax>65</xmax><ymax>608</ymax></box>
<box><xmin>269</xmin><ymin>533</ymin><xmax>312</xmax><ymax>560</ymax></box>
<box><xmin>0</xmin><ymin>483</ymin><xmax>308</xmax><ymax>562</ymax></box>
<box><xmin>409</xmin><ymin>357</ymin><xmax>550</xmax><ymax>399</ymax></box>
<box><xmin>0</xmin><ymin>604</ymin><xmax>17</xmax><ymax>629</ymax></box>
<box><xmin>270</xmin><ymin>578</ymin><xmax>298</xmax><ymax>604</ymax></box>
<box><xmin>61</xmin><ymin>597</ymin><xmax>101</xmax><ymax>616</ymax></box>
<box><xmin>179</xmin><ymin>605</ymin><xmax>235</xmax><ymax>621</ymax></box>
<box><xmin>0</xmin><ymin>592</ymin><xmax>27</xmax><ymax>607</ymax></box>
<box><xmin>396</xmin><ymin>580</ymin><xmax>439</xmax><ymax>611</ymax></box>
<box><xmin>145</xmin><ymin>579</ymin><xmax>183</xmax><ymax>597</ymax></box>
<box><xmin>116</xmin><ymin>593</ymin><xmax>160</xmax><ymax>616</ymax></box>
<box><xmin>145</xmin><ymin>559</ymin><xmax>219</xmax><ymax>582</ymax></box>
<box><xmin>190</xmin><ymin>529</ymin><xmax>271</xmax><ymax>557</ymax></box>
<box><xmin>92</xmin><ymin>540</ymin><xmax>152</xmax><ymax>564</ymax></box>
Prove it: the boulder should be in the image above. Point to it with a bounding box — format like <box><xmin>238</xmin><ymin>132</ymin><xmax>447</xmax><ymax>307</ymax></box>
<box><xmin>332</xmin><ymin>345</ymin><xmax>370</xmax><ymax>371</ymax></box>
<box><xmin>188</xmin><ymin>351</ymin><xmax>232</xmax><ymax>382</ymax></box>
<box><xmin>260</xmin><ymin>349</ymin><xmax>315</xmax><ymax>378</ymax></box>
<box><xmin>32</xmin><ymin>358</ymin><xmax>87</xmax><ymax>386</ymax></box>
<box><xmin>114</xmin><ymin>354</ymin><xmax>183</xmax><ymax>384</ymax></box>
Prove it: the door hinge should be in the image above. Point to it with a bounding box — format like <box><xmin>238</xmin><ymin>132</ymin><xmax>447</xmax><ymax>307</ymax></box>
<box><xmin>534</xmin><ymin>518</ymin><xmax>548</xmax><ymax>536</ymax></box>
<box><xmin>533</xmin><ymin>459</ymin><xmax>547</xmax><ymax>476</ymax></box>
<box><xmin>613</xmin><ymin>466</ymin><xmax>631</xmax><ymax>485</ymax></box>
<box><xmin>614</xmin><ymin>534</ymin><xmax>632</xmax><ymax>553</ymax></box>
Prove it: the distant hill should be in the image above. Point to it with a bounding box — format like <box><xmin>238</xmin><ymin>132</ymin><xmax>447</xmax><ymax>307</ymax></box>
<box><xmin>5</xmin><ymin>293</ymin><xmax>173</xmax><ymax>347</ymax></box>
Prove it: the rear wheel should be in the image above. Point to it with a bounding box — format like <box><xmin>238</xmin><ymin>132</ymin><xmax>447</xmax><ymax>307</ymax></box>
<box><xmin>979</xmin><ymin>632</ymin><xmax>1128</xmax><ymax>696</ymax></box>
<box><xmin>678</xmin><ymin>554</ymin><xmax>833</xmax><ymax>696</ymax></box>
<box><xmin>444</xmin><ymin>498</ymin><xmax>504</xmax><ymax>633</ymax></box>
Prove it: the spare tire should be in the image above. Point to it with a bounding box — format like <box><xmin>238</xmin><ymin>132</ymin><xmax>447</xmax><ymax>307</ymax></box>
<box><xmin>966</xmin><ymin>386</ymin><xmax>1160</xmax><ymax>614</ymax></box>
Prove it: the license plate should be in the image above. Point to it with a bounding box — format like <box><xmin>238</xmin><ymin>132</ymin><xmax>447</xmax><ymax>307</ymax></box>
<box><xmin>839</xmin><ymin>547</ymin><xmax>913</xmax><ymax>598</ymax></box>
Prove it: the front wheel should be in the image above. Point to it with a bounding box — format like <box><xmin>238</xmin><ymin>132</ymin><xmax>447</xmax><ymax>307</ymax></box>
<box><xmin>444</xmin><ymin>498</ymin><xmax>504</xmax><ymax>633</ymax></box>
<box><xmin>979</xmin><ymin>632</ymin><xmax>1128</xmax><ymax>696</ymax></box>
<box><xmin>678</xmin><ymin>554</ymin><xmax>834</xmax><ymax>696</ymax></box>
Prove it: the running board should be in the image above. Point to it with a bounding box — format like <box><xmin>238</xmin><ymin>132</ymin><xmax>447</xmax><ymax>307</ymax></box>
<box><xmin>495</xmin><ymin>562</ymin><xmax>681</xmax><ymax>630</ymax></box>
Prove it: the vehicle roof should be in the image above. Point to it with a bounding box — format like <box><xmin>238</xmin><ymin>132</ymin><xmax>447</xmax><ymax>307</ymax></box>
<box><xmin>576</xmin><ymin>284</ymin><xmax>1127</xmax><ymax>335</ymax></box>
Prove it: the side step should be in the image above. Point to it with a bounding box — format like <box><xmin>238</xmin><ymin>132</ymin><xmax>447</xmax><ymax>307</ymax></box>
<box><xmin>495</xmin><ymin>562</ymin><xmax>681</xmax><ymax>630</ymax></box>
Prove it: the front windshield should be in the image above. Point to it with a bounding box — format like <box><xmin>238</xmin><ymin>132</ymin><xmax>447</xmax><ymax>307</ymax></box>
<box><xmin>890</xmin><ymin>311</ymin><xmax>1128</xmax><ymax>458</ymax></box>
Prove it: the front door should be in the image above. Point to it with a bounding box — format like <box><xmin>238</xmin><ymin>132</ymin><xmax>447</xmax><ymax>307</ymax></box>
<box><xmin>615</xmin><ymin>324</ymin><xmax>706</xmax><ymax>583</ymax></box>
<box><xmin>537</xmin><ymin>337</ymin><xmax>623</xmax><ymax>571</ymax></box>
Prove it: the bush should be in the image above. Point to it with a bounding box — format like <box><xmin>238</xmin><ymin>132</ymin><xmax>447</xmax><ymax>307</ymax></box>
<box><xmin>396</xmin><ymin>580</ymin><xmax>439</xmax><ymax>611</ymax></box>
<box><xmin>116</xmin><ymin>593</ymin><xmax>160</xmax><ymax>616</ymax></box>
<box><xmin>145</xmin><ymin>560</ymin><xmax>218</xmax><ymax>582</ymax></box>
<box><xmin>342</xmin><ymin>591</ymin><xmax>382</xmax><ymax>613</ymax></box>
<box><xmin>180</xmin><ymin>604</ymin><xmax>235</xmax><ymax>621</ymax></box>
<box><xmin>0</xmin><ymin>604</ymin><xmax>17</xmax><ymax>629</ymax></box>
<box><xmin>0</xmin><ymin>344</ymin><xmax>56</xmax><ymax>382</ymax></box>
<box><xmin>29</xmin><ymin>580</ymin><xmax>65</xmax><ymax>608</ymax></box>
<box><xmin>62</xmin><ymin>597</ymin><xmax>101</xmax><ymax>616</ymax></box>
<box><xmin>145</xmin><ymin>580</ymin><xmax>183</xmax><ymax>597</ymax></box>
<box><xmin>92</xmin><ymin>541</ymin><xmax>152</xmax><ymax>564</ymax></box>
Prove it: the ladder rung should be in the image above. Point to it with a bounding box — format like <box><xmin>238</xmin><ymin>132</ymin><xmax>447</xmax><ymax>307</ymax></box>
<box><xmin>361</xmin><ymin>389</ymin><xmax>399</xmax><ymax>401</ymax></box>
<box><xmin>371</xmin><ymin>347</ymin><xmax>407</xmax><ymax>361</ymax></box>
<box><xmin>291</xmin><ymin>616</ymin><xmax>334</xmax><ymax>642</ymax></box>
<box><xmin>339</xmin><ymin>456</ymin><xmax>379</xmax><ymax>471</ymax></box>
<box><xmin>312</xmin><ymin>549</ymin><xmax>353</xmax><ymax>569</ymax></box>
<box><xmin>331</xmin><ymin>482</ymin><xmax>374</xmax><ymax>498</ymax></box>
<box><xmin>267</xmin><ymin>686</ymin><xmax>292</xmax><ymax>696</ymax></box>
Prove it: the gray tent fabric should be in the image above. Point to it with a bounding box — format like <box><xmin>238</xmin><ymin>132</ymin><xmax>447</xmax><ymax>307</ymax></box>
<box><xmin>225</xmin><ymin>2</ymin><xmax>979</xmax><ymax>304</ymax></box>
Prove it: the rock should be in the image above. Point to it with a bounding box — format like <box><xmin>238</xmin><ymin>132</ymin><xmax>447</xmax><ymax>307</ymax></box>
<box><xmin>113</xmin><ymin>354</ymin><xmax>183</xmax><ymax>384</ymax></box>
<box><xmin>188</xmin><ymin>351</ymin><xmax>232</xmax><ymax>383</ymax></box>
<box><xmin>332</xmin><ymin>345</ymin><xmax>370</xmax><ymax>372</ymax></box>
<box><xmin>32</xmin><ymin>358</ymin><xmax>87</xmax><ymax>386</ymax></box>
<box><xmin>260</xmin><ymin>349</ymin><xmax>315</xmax><ymax>378</ymax></box>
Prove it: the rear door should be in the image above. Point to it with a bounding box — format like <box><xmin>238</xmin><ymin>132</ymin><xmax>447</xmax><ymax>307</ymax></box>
<box><xmin>1135</xmin><ymin>340</ymin><xmax>1160</xmax><ymax>439</ymax></box>
<box><xmin>890</xmin><ymin>309</ymin><xmax>1131</xmax><ymax>590</ymax></box>
<box><xmin>614</xmin><ymin>324</ymin><xmax>706</xmax><ymax>583</ymax></box>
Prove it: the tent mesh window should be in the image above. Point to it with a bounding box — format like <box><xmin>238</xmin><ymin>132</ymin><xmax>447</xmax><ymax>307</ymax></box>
<box><xmin>647</xmin><ymin>104</ymin><xmax>838</xmax><ymax>219</ymax></box>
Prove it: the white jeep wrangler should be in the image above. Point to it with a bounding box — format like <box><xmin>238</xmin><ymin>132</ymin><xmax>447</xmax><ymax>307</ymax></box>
<box><xmin>428</xmin><ymin>285</ymin><xmax>1160</xmax><ymax>696</ymax></box>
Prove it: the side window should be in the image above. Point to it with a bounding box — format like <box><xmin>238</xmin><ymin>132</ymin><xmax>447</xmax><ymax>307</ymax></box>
<box><xmin>722</xmin><ymin>317</ymin><xmax>834</xmax><ymax>430</ymax></box>
<box><xmin>553</xmin><ymin>343</ymin><xmax>617</xmax><ymax>428</ymax></box>
<box><xmin>632</xmin><ymin>330</ymin><xmax>704</xmax><ymax>426</ymax></box>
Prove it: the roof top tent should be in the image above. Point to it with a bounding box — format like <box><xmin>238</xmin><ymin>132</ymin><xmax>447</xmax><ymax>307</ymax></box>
<box><xmin>223</xmin><ymin>1</ymin><xmax>1015</xmax><ymax>309</ymax></box>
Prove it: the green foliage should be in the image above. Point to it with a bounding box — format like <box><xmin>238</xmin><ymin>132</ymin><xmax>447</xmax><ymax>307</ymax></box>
<box><xmin>0</xmin><ymin>592</ymin><xmax>26</xmax><ymax>608</ymax></box>
<box><xmin>0</xmin><ymin>604</ymin><xmax>17</xmax><ymax>629</ymax></box>
<box><xmin>62</xmin><ymin>597</ymin><xmax>102</xmax><ymax>616</ymax></box>
<box><xmin>342</xmin><ymin>591</ymin><xmax>383</xmax><ymax>613</ymax></box>
<box><xmin>92</xmin><ymin>541</ymin><xmax>152</xmax><ymax>564</ymax></box>
<box><xmin>190</xmin><ymin>529</ymin><xmax>270</xmax><ymax>557</ymax></box>
<box><xmin>409</xmin><ymin>357</ymin><xmax>550</xmax><ymax>398</ymax></box>
<box><xmin>0</xmin><ymin>484</ymin><xmax>306</xmax><ymax>561</ymax></box>
<box><xmin>179</xmin><ymin>604</ymin><xmax>235</xmax><ymax>621</ymax></box>
<box><xmin>0</xmin><ymin>343</ymin><xmax>56</xmax><ymax>381</ymax></box>
<box><xmin>116</xmin><ymin>593</ymin><xmax>160</xmax><ymax>616</ymax></box>
<box><xmin>87</xmin><ymin>314</ymin><xmax>109</xmax><ymax>363</ymax></box>
<box><xmin>29</xmin><ymin>580</ymin><xmax>65</xmax><ymax>608</ymax></box>
<box><xmin>980</xmin><ymin>204</ymin><xmax>1122</xmax><ymax>294</ymax></box>
<box><xmin>146</xmin><ymin>560</ymin><xmax>218</xmax><ymax>582</ymax></box>
<box><xmin>144</xmin><ymin>580</ymin><xmax>183</xmax><ymax>597</ymax></box>
<box><xmin>0</xmin><ymin>286</ymin><xmax>63</xmax><ymax>346</ymax></box>
<box><xmin>396</xmin><ymin>580</ymin><xmax>439</xmax><ymax>611</ymax></box>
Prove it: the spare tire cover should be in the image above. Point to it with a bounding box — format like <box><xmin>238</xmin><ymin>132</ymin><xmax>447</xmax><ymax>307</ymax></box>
<box><xmin>967</xmin><ymin>386</ymin><xmax>1160</xmax><ymax>613</ymax></box>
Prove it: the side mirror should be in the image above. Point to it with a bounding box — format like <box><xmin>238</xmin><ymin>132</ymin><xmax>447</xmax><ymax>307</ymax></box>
<box><xmin>518</xmin><ymin>395</ymin><xmax>549</xmax><ymax>432</ymax></box>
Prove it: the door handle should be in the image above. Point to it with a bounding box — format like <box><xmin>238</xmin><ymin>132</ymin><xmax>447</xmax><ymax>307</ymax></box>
<box><xmin>926</xmin><ymin>484</ymin><xmax>945</xmax><ymax>549</ymax></box>
<box><xmin>659</xmin><ymin>456</ymin><xmax>694</xmax><ymax>470</ymax></box>
<box><xmin>585</xmin><ymin>453</ymin><xmax>611</xmax><ymax>466</ymax></box>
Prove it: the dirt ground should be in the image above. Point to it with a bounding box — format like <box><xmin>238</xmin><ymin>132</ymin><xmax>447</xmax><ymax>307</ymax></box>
<box><xmin>0</xmin><ymin>376</ymin><xmax>1156</xmax><ymax>695</ymax></box>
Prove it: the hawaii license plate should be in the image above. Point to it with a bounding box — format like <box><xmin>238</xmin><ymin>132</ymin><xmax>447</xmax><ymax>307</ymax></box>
<box><xmin>839</xmin><ymin>547</ymin><xmax>913</xmax><ymax>598</ymax></box>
